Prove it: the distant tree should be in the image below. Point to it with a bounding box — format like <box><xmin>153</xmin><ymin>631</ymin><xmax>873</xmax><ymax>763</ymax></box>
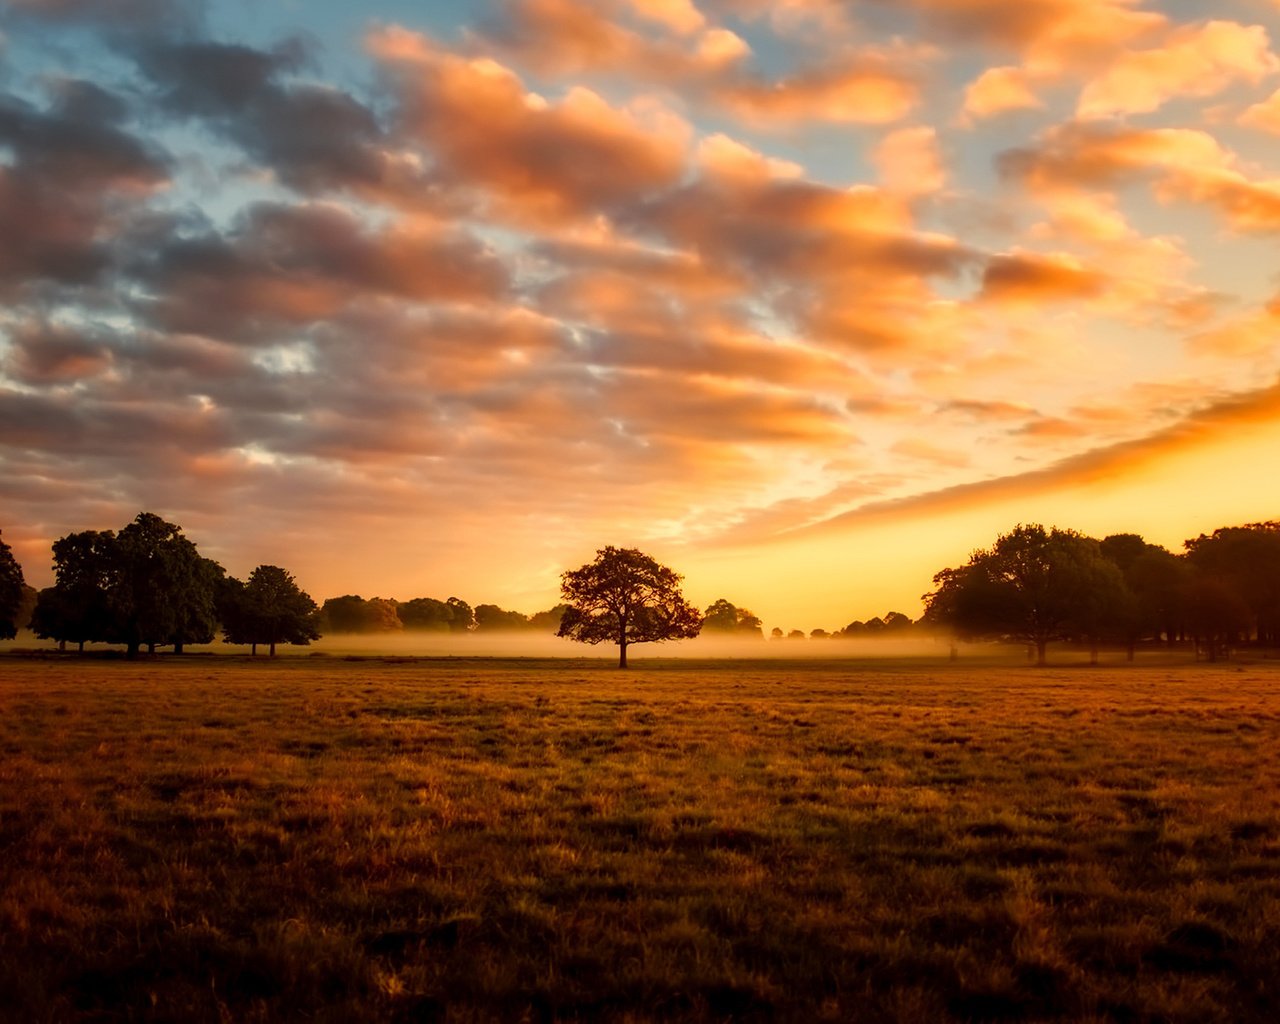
<box><xmin>320</xmin><ymin>594</ymin><xmax>402</xmax><ymax>633</ymax></box>
<box><xmin>529</xmin><ymin>604</ymin><xmax>569</xmax><ymax>632</ymax></box>
<box><xmin>882</xmin><ymin>611</ymin><xmax>915</xmax><ymax>632</ymax></box>
<box><xmin>701</xmin><ymin>599</ymin><xmax>764</xmax><ymax>637</ymax></box>
<box><xmin>810</xmin><ymin>628</ymin><xmax>828</xmax><ymax>639</ymax></box>
<box><xmin>225</xmin><ymin>565</ymin><xmax>321</xmax><ymax>656</ymax></box>
<box><xmin>31</xmin><ymin>529</ymin><xmax>116</xmax><ymax>651</ymax></box>
<box><xmin>1184</xmin><ymin>523</ymin><xmax>1280</xmax><ymax>645</ymax></box>
<box><xmin>474</xmin><ymin>604</ymin><xmax>531</xmax><ymax>631</ymax></box>
<box><xmin>787</xmin><ymin>629</ymin><xmax>805</xmax><ymax>640</ymax></box>
<box><xmin>111</xmin><ymin>513</ymin><xmax>211</xmax><ymax>657</ymax></box>
<box><xmin>770</xmin><ymin>627</ymin><xmax>783</xmax><ymax>639</ymax></box>
<box><xmin>397</xmin><ymin>597</ymin><xmax>454</xmax><ymax>631</ymax></box>
<box><xmin>1101</xmin><ymin>534</ymin><xmax>1188</xmax><ymax>654</ymax></box>
<box><xmin>924</xmin><ymin>524</ymin><xmax>1130</xmax><ymax>666</ymax></box>
<box><xmin>557</xmin><ymin>547</ymin><xmax>701</xmax><ymax>668</ymax></box>
<box><xmin>446</xmin><ymin>596</ymin><xmax>474</xmax><ymax>633</ymax></box>
<box><xmin>1182</xmin><ymin>578</ymin><xmax>1252</xmax><ymax>662</ymax></box>
<box><xmin>0</xmin><ymin>531</ymin><xmax>25</xmax><ymax>640</ymax></box>
<box><xmin>838</xmin><ymin>620</ymin><xmax>866</xmax><ymax>638</ymax></box>
<box><xmin>16</xmin><ymin>585</ymin><xmax>37</xmax><ymax>632</ymax></box>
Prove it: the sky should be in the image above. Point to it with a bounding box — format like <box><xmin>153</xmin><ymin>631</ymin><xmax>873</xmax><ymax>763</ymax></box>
<box><xmin>2</xmin><ymin>0</ymin><xmax>1280</xmax><ymax>632</ymax></box>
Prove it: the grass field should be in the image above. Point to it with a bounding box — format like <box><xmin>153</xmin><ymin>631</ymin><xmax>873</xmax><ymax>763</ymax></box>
<box><xmin>2</xmin><ymin>652</ymin><xmax>1279</xmax><ymax>1022</ymax></box>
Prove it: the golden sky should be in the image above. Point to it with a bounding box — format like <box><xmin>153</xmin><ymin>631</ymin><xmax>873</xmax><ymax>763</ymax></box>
<box><xmin>1</xmin><ymin>0</ymin><xmax>1279</xmax><ymax>631</ymax></box>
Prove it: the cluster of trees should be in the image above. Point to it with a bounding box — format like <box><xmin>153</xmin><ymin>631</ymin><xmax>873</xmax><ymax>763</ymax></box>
<box><xmin>316</xmin><ymin>594</ymin><xmax>568</xmax><ymax>634</ymax></box>
<box><xmin>5</xmin><ymin>513</ymin><xmax>319</xmax><ymax>657</ymax></box>
<box><xmin>923</xmin><ymin>522</ymin><xmax>1280</xmax><ymax>664</ymax></box>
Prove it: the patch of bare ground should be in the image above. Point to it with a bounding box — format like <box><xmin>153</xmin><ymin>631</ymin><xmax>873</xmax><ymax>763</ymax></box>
<box><xmin>2</xmin><ymin>653</ymin><xmax>1279</xmax><ymax>1021</ymax></box>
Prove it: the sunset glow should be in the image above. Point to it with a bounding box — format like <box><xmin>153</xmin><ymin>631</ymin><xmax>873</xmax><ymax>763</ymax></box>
<box><xmin>3</xmin><ymin>0</ymin><xmax>1279</xmax><ymax>630</ymax></box>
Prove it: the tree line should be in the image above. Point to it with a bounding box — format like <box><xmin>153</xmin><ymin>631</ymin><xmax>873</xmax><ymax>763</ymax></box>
<box><xmin>4</xmin><ymin>515</ymin><xmax>1278</xmax><ymax>664</ymax></box>
<box><xmin>922</xmin><ymin>522</ymin><xmax>1280</xmax><ymax>664</ymax></box>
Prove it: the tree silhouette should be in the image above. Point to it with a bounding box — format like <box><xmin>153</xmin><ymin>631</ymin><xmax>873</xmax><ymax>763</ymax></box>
<box><xmin>1184</xmin><ymin>523</ymin><xmax>1280</xmax><ymax>645</ymax></box>
<box><xmin>1100</xmin><ymin>534</ymin><xmax>1188</xmax><ymax>654</ymax></box>
<box><xmin>111</xmin><ymin>513</ymin><xmax>211</xmax><ymax>657</ymax></box>
<box><xmin>474</xmin><ymin>604</ymin><xmax>532</xmax><ymax>631</ymax></box>
<box><xmin>319</xmin><ymin>595</ymin><xmax>401</xmax><ymax>633</ymax></box>
<box><xmin>225</xmin><ymin>565</ymin><xmax>321</xmax><ymax>656</ymax></box>
<box><xmin>29</xmin><ymin>530</ymin><xmax>116</xmax><ymax>651</ymax></box>
<box><xmin>557</xmin><ymin>547</ymin><xmax>701</xmax><ymax>667</ymax></box>
<box><xmin>701</xmin><ymin>599</ymin><xmax>764</xmax><ymax>637</ymax></box>
<box><xmin>925</xmin><ymin>524</ymin><xmax>1129</xmax><ymax>665</ymax></box>
<box><xmin>0</xmin><ymin>531</ymin><xmax>25</xmax><ymax>640</ymax></box>
<box><xmin>397</xmin><ymin>597</ymin><xmax>454</xmax><ymax>631</ymax></box>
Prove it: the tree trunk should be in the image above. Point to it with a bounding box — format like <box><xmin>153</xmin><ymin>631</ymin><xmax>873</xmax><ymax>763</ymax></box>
<box><xmin>251</xmin><ymin>642</ymin><xmax>257</xmax><ymax>657</ymax></box>
<box><xmin>58</xmin><ymin>640</ymin><xmax>66</xmax><ymax>652</ymax></box>
<box><xmin>270</xmin><ymin>640</ymin><xmax>277</xmax><ymax>658</ymax></box>
<box><xmin>77</xmin><ymin>641</ymin><xmax>84</xmax><ymax>653</ymax></box>
<box><xmin>1036</xmin><ymin>639</ymin><xmax>1047</xmax><ymax>667</ymax></box>
<box><xmin>174</xmin><ymin>641</ymin><xmax>184</xmax><ymax>655</ymax></box>
<box><xmin>127</xmin><ymin>640</ymin><xmax>140</xmax><ymax>659</ymax></box>
<box><xmin>618</xmin><ymin>639</ymin><xmax>628</xmax><ymax>669</ymax></box>
<box><xmin>147</xmin><ymin>642</ymin><xmax>156</xmax><ymax>655</ymax></box>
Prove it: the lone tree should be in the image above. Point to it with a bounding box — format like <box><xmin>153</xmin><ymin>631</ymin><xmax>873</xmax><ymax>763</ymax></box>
<box><xmin>557</xmin><ymin>546</ymin><xmax>702</xmax><ymax>667</ymax></box>
<box><xmin>0</xmin><ymin>530</ymin><xmax>25</xmax><ymax>640</ymax></box>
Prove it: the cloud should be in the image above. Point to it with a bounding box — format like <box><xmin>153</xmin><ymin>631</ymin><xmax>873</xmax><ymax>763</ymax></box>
<box><xmin>132</xmin><ymin>38</ymin><xmax>404</xmax><ymax>198</ymax></box>
<box><xmin>1240</xmin><ymin>86</ymin><xmax>1280</xmax><ymax>134</ymax></box>
<box><xmin>980</xmin><ymin>249</ymin><xmax>1106</xmax><ymax>304</ymax></box>
<box><xmin>1077</xmin><ymin>20</ymin><xmax>1279</xmax><ymax>118</ymax></box>
<box><xmin>474</xmin><ymin>0</ymin><xmax>746</xmax><ymax>80</ymax></box>
<box><xmin>370</xmin><ymin>26</ymin><xmax>690</xmax><ymax>225</ymax></box>
<box><xmin>996</xmin><ymin>120</ymin><xmax>1280</xmax><ymax>233</ymax></box>
<box><xmin>872</xmin><ymin>126</ymin><xmax>946</xmax><ymax>196</ymax></box>
<box><xmin>962</xmin><ymin>65</ymin><xmax>1043</xmax><ymax>119</ymax></box>
<box><xmin>0</xmin><ymin>82</ymin><xmax>170</xmax><ymax>290</ymax></box>
<box><xmin>889</xmin><ymin>0</ymin><xmax>1166</xmax><ymax>71</ymax></box>
<box><xmin>626</xmin><ymin>0</ymin><xmax>707</xmax><ymax>34</ymax></box>
<box><xmin>716</xmin><ymin>61</ymin><xmax>921</xmax><ymax>125</ymax></box>
<box><xmin>757</xmin><ymin>374</ymin><xmax>1280</xmax><ymax>542</ymax></box>
<box><xmin>3</xmin><ymin>0</ymin><xmax>198</xmax><ymax>30</ymax></box>
<box><xmin>129</xmin><ymin>201</ymin><xmax>509</xmax><ymax>342</ymax></box>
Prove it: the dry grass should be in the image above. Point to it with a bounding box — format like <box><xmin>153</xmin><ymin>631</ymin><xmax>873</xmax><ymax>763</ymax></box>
<box><xmin>2</xmin><ymin>652</ymin><xmax>1279</xmax><ymax>1022</ymax></box>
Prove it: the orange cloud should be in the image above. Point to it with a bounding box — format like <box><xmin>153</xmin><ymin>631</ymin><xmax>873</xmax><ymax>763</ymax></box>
<box><xmin>1078</xmin><ymin>20</ymin><xmax>1278</xmax><ymax>118</ymax></box>
<box><xmin>369</xmin><ymin>27</ymin><xmax>691</xmax><ymax>225</ymax></box>
<box><xmin>872</xmin><ymin>126</ymin><xmax>946</xmax><ymax>196</ymax></box>
<box><xmin>897</xmin><ymin>0</ymin><xmax>1165</xmax><ymax>70</ymax></box>
<box><xmin>1240</xmin><ymin>86</ymin><xmax>1280</xmax><ymax>133</ymax></box>
<box><xmin>996</xmin><ymin>120</ymin><xmax>1280</xmax><ymax>233</ymax></box>
<box><xmin>980</xmin><ymin>250</ymin><xmax>1106</xmax><ymax>304</ymax></box>
<box><xmin>717</xmin><ymin>61</ymin><xmax>920</xmax><ymax>125</ymax></box>
<box><xmin>962</xmin><ymin>65</ymin><xmax>1044</xmax><ymax>119</ymax></box>
<box><xmin>1188</xmin><ymin>301</ymin><xmax>1280</xmax><ymax>359</ymax></box>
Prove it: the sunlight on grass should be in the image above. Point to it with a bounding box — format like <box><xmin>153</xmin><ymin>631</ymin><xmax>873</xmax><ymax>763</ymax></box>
<box><xmin>2</xmin><ymin>655</ymin><xmax>1278</xmax><ymax>1021</ymax></box>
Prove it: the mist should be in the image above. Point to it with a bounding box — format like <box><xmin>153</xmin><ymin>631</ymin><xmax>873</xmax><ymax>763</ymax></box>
<box><xmin>2</xmin><ymin>631</ymin><xmax>954</xmax><ymax>660</ymax></box>
<box><xmin>291</xmin><ymin>631</ymin><xmax>951</xmax><ymax>660</ymax></box>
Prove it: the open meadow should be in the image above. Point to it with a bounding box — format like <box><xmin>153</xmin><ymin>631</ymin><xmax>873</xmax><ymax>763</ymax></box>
<box><xmin>2</xmin><ymin>652</ymin><xmax>1279</xmax><ymax>1022</ymax></box>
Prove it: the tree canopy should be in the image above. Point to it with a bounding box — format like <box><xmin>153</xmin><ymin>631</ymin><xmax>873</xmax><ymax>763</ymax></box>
<box><xmin>0</xmin><ymin>530</ymin><xmax>25</xmax><ymax>640</ymax></box>
<box><xmin>924</xmin><ymin>524</ymin><xmax>1128</xmax><ymax>665</ymax></box>
<box><xmin>701</xmin><ymin>599</ymin><xmax>763</xmax><ymax>637</ymax></box>
<box><xmin>224</xmin><ymin>565</ymin><xmax>321</xmax><ymax>656</ymax></box>
<box><xmin>557</xmin><ymin>547</ymin><xmax>702</xmax><ymax>667</ymax></box>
